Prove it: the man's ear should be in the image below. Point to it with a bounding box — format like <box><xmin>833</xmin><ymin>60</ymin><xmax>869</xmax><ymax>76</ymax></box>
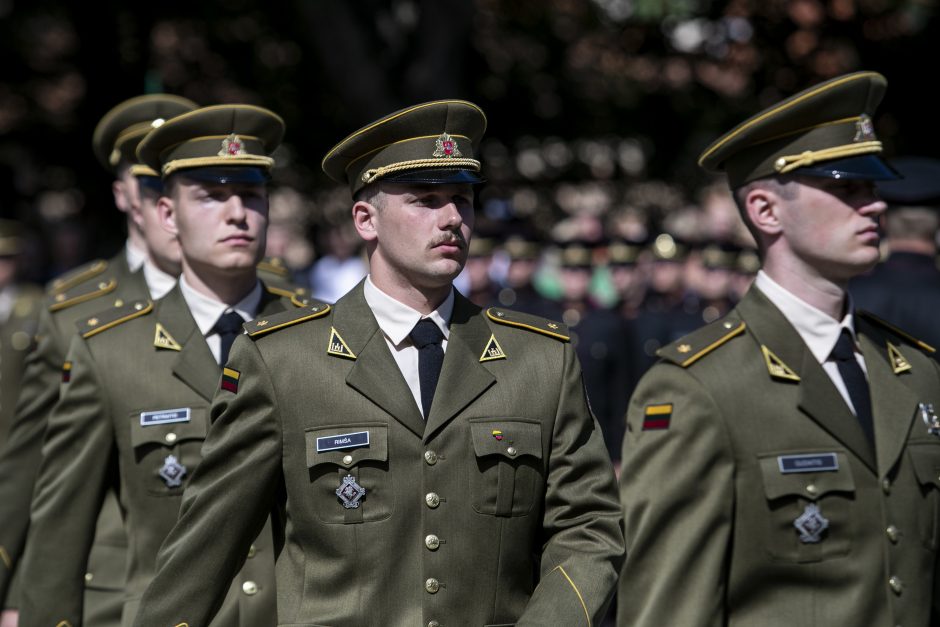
<box><xmin>113</xmin><ymin>179</ymin><xmax>130</xmax><ymax>213</ymax></box>
<box><xmin>744</xmin><ymin>187</ymin><xmax>782</xmax><ymax>237</ymax></box>
<box><xmin>158</xmin><ymin>195</ymin><xmax>179</xmax><ymax>237</ymax></box>
<box><xmin>352</xmin><ymin>200</ymin><xmax>378</xmax><ymax>242</ymax></box>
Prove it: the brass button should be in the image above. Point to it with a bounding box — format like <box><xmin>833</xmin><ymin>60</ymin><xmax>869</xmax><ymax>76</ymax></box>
<box><xmin>425</xmin><ymin>534</ymin><xmax>440</xmax><ymax>550</ymax></box>
<box><xmin>425</xmin><ymin>578</ymin><xmax>440</xmax><ymax>594</ymax></box>
<box><xmin>165</xmin><ymin>432</ymin><xmax>177</xmax><ymax>443</ymax></box>
<box><xmin>506</xmin><ymin>446</ymin><xmax>517</xmax><ymax>456</ymax></box>
<box><xmin>84</xmin><ymin>572</ymin><xmax>93</xmax><ymax>583</ymax></box>
<box><xmin>723</xmin><ymin>321</ymin><xmax>734</xmax><ymax>329</ymax></box>
<box><xmin>242</xmin><ymin>580</ymin><xmax>258</xmax><ymax>596</ymax></box>
<box><xmin>882</xmin><ymin>478</ymin><xmax>891</xmax><ymax>494</ymax></box>
<box><xmin>428</xmin><ymin>622</ymin><xmax>440</xmax><ymax>627</ymax></box>
<box><xmin>247</xmin><ymin>544</ymin><xmax>257</xmax><ymax>558</ymax></box>
<box><xmin>888</xmin><ymin>575</ymin><xmax>903</xmax><ymax>595</ymax></box>
<box><xmin>424</xmin><ymin>450</ymin><xmax>438</xmax><ymax>465</ymax></box>
<box><xmin>342</xmin><ymin>454</ymin><xmax>353</xmax><ymax>465</ymax></box>
<box><xmin>886</xmin><ymin>525</ymin><xmax>900</xmax><ymax>543</ymax></box>
<box><xmin>425</xmin><ymin>492</ymin><xmax>440</xmax><ymax>508</ymax></box>
<box><xmin>805</xmin><ymin>484</ymin><xmax>818</xmax><ymax>496</ymax></box>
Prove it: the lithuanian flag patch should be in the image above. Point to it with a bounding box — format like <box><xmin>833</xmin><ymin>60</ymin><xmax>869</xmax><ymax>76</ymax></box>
<box><xmin>221</xmin><ymin>367</ymin><xmax>240</xmax><ymax>393</ymax></box>
<box><xmin>642</xmin><ymin>403</ymin><xmax>672</xmax><ymax>430</ymax></box>
<box><xmin>62</xmin><ymin>361</ymin><xmax>72</xmax><ymax>383</ymax></box>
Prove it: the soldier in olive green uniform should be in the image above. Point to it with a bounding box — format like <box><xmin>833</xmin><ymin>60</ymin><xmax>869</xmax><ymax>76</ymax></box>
<box><xmin>619</xmin><ymin>72</ymin><xmax>940</xmax><ymax>626</ymax></box>
<box><xmin>134</xmin><ymin>100</ymin><xmax>624</xmax><ymax>627</ymax></box>
<box><xmin>0</xmin><ymin>221</ymin><xmax>43</xmax><ymax>447</ymax></box>
<box><xmin>0</xmin><ymin>95</ymin><xmax>197</xmax><ymax>626</ymax></box>
<box><xmin>19</xmin><ymin>105</ymin><xmax>296</xmax><ymax>627</ymax></box>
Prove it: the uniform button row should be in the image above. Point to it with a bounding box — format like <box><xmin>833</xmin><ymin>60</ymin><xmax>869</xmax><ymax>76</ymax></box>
<box><xmin>165</xmin><ymin>432</ymin><xmax>177</xmax><ymax>443</ymax></box>
<box><xmin>247</xmin><ymin>544</ymin><xmax>257</xmax><ymax>558</ymax></box>
<box><xmin>424</xmin><ymin>450</ymin><xmax>438</xmax><ymax>465</ymax></box>
<box><xmin>425</xmin><ymin>577</ymin><xmax>440</xmax><ymax>593</ymax></box>
<box><xmin>243</xmin><ymin>580</ymin><xmax>258</xmax><ymax>595</ymax></box>
<box><xmin>425</xmin><ymin>492</ymin><xmax>440</xmax><ymax>508</ymax></box>
<box><xmin>425</xmin><ymin>534</ymin><xmax>440</xmax><ymax>550</ymax></box>
<box><xmin>427</xmin><ymin>622</ymin><xmax>440</xmax><ymax>627</ymax></box>
<box><xmin>886</xmin><ymin>525</ymin><xmax>900</xmax><ymax>543</ymax></box>
<box><xmin>882</xmin><ymin>478</ymin><xmax>891</xmax><ymax>494</ymax></box>
<box><xmin>888</xmin><ymin>575</ymin><xmax>903</xmax><ymax>595</ymax></box>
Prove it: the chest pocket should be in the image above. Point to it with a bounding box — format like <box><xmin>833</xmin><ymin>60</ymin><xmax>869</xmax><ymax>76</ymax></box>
<box><xmin>305</xmin><ymin>423</ymin><xmax>391</xmax><ymax>524</ymax></box>
<box><xmin>757</xmin><ymin>450</ymin><xmax>856</xmax><ymax>563</ymax></box>
<box><xmin>469</xmin><ymin>418</ymin><xmax>544</xmax><ymax>517</ymax></box>
<box><xmin>129</xmin><ymin>406</ymin><xmax>209</xmax><ymax>496</ymax></box>
<box><xmin>909</xmin><ymin>442</ymin><xmax>940</xmax><ymax>550</ymax></box>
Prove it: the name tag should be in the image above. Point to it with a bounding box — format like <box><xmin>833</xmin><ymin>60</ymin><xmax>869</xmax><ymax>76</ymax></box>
<box><xmin>317</xmin><ymin>431</ymin><xmax>369</xmax><ymax>452</ymax></box>
<box><xmin>140</xmin><ymin>408</ymin><xmax>191</xmax><ymax>427</ymax></box>
<box><xmin>777</xmin><ymin>453</ymin><xmax>838</xmax><ymax>474</ymax></box>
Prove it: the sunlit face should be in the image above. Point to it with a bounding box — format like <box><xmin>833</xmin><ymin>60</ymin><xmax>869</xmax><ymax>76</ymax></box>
<box><xmin>778</xmin><ymin>176</ymin><xmax>886</xmax><ymax>282</ymax></box>
<box><xmin>133</xmin><ymin>184</ymin><xmax>181</xmax><ymax>274</ymax></box>
<box><xmin>160</xmin><ymin>176</ymin><xmax>268</xmax><ymax>276</ymax></box>
<box><xmin>358</xmin><ymin>183</ymin><xmax>475</xmax><ymax>291</ymax></box>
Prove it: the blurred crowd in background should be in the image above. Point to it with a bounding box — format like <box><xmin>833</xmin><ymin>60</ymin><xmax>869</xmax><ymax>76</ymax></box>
<box><xmin>1</xmin><ymin>0</ymin><xmax>939</xmax><ymax>457</ymax></box>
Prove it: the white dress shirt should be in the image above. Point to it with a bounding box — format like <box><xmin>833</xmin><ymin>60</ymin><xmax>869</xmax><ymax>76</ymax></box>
<box><xmin>363</xmin><ymin>275</ymin><xmax>454</xmax><ymax>416</ymax></box>
<box><xmin>179</xmin><ymin>275</ymin><xmax>262</xmax><ymax>365</ymax></box>
<box><xmin>755</xmin><ymin>270</ymin><xmax>867</xmax><ymax>415</ymax></box>
<box><xmin>125</xmin><ymin>240</ymin><xmax>147</xmax><ymax>273</ymax></box>
<box><xmin>142</xmin><ymin>260</ymin><xmax>177</xmax><ymax>300</ymax></box>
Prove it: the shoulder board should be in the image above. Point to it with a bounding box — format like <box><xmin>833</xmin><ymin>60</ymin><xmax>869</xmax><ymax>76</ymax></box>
<box><xmin>48</xmin><ymin>259</ymin><xmax>109</xmax><ymax>294</ymax></box>
<box><xmin>256</xmin><ymin>256</ymin><xmax>290</xmax><ymax>278</ymax></box>
<box><xmin>78</xmin><ymin>300</ymin><xmax>153</xmax><ymax>339</ymax></box>
<box><xmin>49</xmin><ymin>277</ymin><xmax>118</xmax><ymax>313</ymax></box>
<box><xmin>486</xmin><ymin>307</ymin><xmax>569</xmax><ymax>341</ymax></box>
<box><xmin>657</xmin><ymin>317</ymin><xmax>746</xmax><ymax>367</ymax></box>
<box><xmin>858</xmin><ymin>310</ymin><xmax>936</xmax><ymax>353</ymax></box>
<box><xmin>245</xmin><ymin>302</ymin><xmax>331</xmax><ymax>338</ymax></box>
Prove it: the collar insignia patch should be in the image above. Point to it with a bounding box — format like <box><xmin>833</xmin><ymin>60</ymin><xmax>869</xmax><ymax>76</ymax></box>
<box><xmin>327</xmin><ymin>326</ymin><xmax>356</xmax><ymax>360</ymax></box>
<box><xmin>762</xmin><ymin>345</ymin><xmax>800</xmax><ymax>382</ymax></box>
<box><xmin>479</xmin><ymin>334</ymin><xmax>507</xmax><ymax>362</ymax></box>
<box><xmin>887</xmin><ymin>342</ymin><xmax>912</xmax><ymax>375</ymax></box>
<box><xmin>154</xmin><ymin>323</ymin><xmax>182</xmax><ymax>351</ymax></box>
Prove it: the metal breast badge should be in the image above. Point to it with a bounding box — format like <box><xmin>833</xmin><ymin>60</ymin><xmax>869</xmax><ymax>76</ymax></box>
<box><xmin>794</xmin><ymin>503</ymin><xmax>829</xmax><ymax>543</ymax></box>
<box><xmin>158</xmin><ymin>455</ymin><xmax>187</xmax><ymax>488</ymax></box>
<box><xmin>336</xmin><ymin>474</ymin><xmax>366</xmax><ymax>509</ymax></box>
<box><xmin>920</xmin><ymin>402</ymin><xmax>940</xmax><ymax>437</ymax></box>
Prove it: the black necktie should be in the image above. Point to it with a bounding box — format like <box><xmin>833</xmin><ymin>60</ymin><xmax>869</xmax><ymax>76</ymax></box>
<box><xmin>830</xmin><ymin>329</ymin><xmax>875</xmax><ymax>446</ymax></box>
<box><xmin>212</xmin><ymin>311</ymin><xmax>244</xmax><ymax>366</ymax></box>
<box><xmin>409</xmin><ymin>318</ymin><xmax>445</xmax><ymax>419</ymax></box>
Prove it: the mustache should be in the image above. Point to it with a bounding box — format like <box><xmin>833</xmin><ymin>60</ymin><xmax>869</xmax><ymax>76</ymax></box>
<box><xmin>428</xmin><ymin>232</ymin><xmax>467</xmax><ymax>249</ymax></box>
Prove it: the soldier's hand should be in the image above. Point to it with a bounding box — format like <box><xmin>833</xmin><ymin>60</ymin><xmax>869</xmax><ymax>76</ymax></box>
<box><xmin>0</xmin><ymin>609</ymin><xmax>18</xmax><ymax>627</ymax></box>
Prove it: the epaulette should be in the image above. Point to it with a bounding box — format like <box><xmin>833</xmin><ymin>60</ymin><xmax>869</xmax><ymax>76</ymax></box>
<box><xmin>657</xmin><ymin>317</ymin><xmax>746</xmax><ymax>367</ymax></box>
<box><xmin>48</xmin><ymin>259</ymin><xmax>109</xmax><ymax>294</ymax></box>
<box><xmin>858</xmin><ymin>310</ymin><xmax>936</xmax><ymax>353</ymax></box>
<box><xmin>49</xmin><ymin>277</ymin><xmax>117</xmax><ymax>313</ymax></box>
<box><xmin>485</xmin><ymin>307</ymin><xmax>569</xmax><ymax>342</ymax></box>
<box><xmin>256</xmin><ymin>256</ymin><xmax>290</xmax><ymax>278</ymax></box>
<box><xmin>245</xmin><ymin>302</ymin><xmax>331</xmax><ymax>338</ymax></box>
<box><xmin>78</xmin><ymin>300</ymin><xmax>153</xmax><ymax>339</ymax></box>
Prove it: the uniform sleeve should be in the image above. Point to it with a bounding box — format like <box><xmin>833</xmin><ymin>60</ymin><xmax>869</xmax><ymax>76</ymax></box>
<box><xmin>134</xmin><ymin>335</ymin><xmax>282</xmax><ymax>627</ymax></box>
<box><xmin>19</xmin><ymin>334</ymin><xmax>114</xmax><ymax>626</ymax></box>
<box><xmin>0</xmin><ymin>307</ymin><xmax>67</xmax><ymax>607</ymax></box>
<box><xmin>518</xmin><ymin>342</ymin><xmax>625</xmax><ymax>626</ymax></box>
<box><xmin>617</xmin><ymin>363</ymin><xmax>734</xmax><ymax>626</ymax></box>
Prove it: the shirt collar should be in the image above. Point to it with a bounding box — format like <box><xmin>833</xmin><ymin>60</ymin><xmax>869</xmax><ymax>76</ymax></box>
<box><xmin>754</xmin><ymin>270</ymin><xmax>856</xmax><ymax>364</ymax></box>
<box><xmin>178</xmin><ymin>275</ymin><xmax>263</xmax><ymax>336</ymax></box>
<box><xmin>363</xmin><ymin>275</ymin><xmax>453</xmax><ymax>346</ymax></box>
<box><xmin>142</xmin><ymin>260</ymin><xmax>177</xmax><ymax>300</ymax></box>
<box><xmin>125</xmin><ymin>240</ymin><xmax>147</xmax><ymax>272</ymax></box>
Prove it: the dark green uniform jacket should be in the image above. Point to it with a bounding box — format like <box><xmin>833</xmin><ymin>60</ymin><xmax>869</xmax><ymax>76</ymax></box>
<box><xmin>0</xmin><ymin>254</ymin><xmax>142</xmax><ymax>624</ymax></box>
<box><xmin>619</xmin><ymin>286</ymin><xmax>940</xmax><ymax>626</ymax></box>
<box><xmin>134</xmin><ymin>282</ymin><xmax>624</xmax><ymax>627</ymax></box>
<box><xmin>19</xmin><ymin>283</ymin><xmax>298</xmax><ymax>627</ymax></box>
<box><xmin>0</xmin><ymin>283</ymin><xmax>44</xmax><ymax>446</ymax></box>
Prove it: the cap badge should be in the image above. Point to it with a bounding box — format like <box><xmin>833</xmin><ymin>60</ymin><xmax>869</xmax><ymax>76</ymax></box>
<box><xmin>219</xmin><ymin>133</ymin><xmax>246</xmax><ymax>157</ymax></box>
<box><xmin>433</xmin><ymin>132</ymin><xmax>462</xmax><ymax>159</ymax></box>
<box><xmin>853</xmin><ymin>114</ymin><xmax>876</xmax><ymax>142</ymax></box>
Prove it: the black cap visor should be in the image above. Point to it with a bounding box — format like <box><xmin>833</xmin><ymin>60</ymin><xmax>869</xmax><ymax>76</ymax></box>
<box><xmin>176</xmin><ymin>166</ymin><xmax>270</xmax><ymax>185</ymax></box>
<box><xmin>792</xmin><ymin>155</ymin><xmax>900</xmax><ymax>181</ymax></box>
<box><xmin>136</xmin><ymin>175</ymin><xmax>164</xmax><ymax>194</ymax></box>
<box><xmin>382</xmin><ymin>167</ymin><xmax>485</xmax><ymax>186</ymax></box>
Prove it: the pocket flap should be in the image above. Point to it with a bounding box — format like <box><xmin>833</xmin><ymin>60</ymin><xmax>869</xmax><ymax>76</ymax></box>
<box><xmin>909</xmin><ymin>443</ymin><xmax>940</xmax><ymax>488</ymax></box>
<box><xmin>130</xmin><ymin>406</ymin><xmax>209</xmax><ymax>448</ymax></box>
<box><xmin>305</xmin><ymin>423</ymin><xmax>388</xmax><ymax>469</ymax></box>
<box><xmin>758</xmin><ymin>450</ymin><xmax>855</xmax><ymax>500</ymax></box>
<box><xmin>469</xmin><ymin>418</ymin><xmax>542</xmax><ymax>460</ymax></box>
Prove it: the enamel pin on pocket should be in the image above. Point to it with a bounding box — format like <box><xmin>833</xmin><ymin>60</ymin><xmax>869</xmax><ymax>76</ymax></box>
<box><xmin>336</xmin><ymin>474</ymin><xmax>366</xmax><ymax>509</ymax></box>
<box><xmin>920</xmin><ymin>402</ymin><xmax>940</xmax><ymax>437</ymax></box>
<box><xmin>794</xmin><ymin>503</ymin><xmax>829</xmax><ymax>543</ymax></box>
<box><xmin>159</xmin><ymin>455</ymin><xmax>187</xmax><ymax>488</ymax></box>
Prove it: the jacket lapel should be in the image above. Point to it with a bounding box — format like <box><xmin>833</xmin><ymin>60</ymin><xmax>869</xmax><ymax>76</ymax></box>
<box><xmin>340</xmin><ymin>284</ymin><xmax>426</xmax><ymax>438</ymax></box>
<box><xmin>857</xmin><ymin>327</ymin><xmax>918</xmax><ymax>476</ymax></box>
<box><xmin>156</xmin><ymin>286</ymin><xmax>220</xmax><ymax>402</ymax></box>
<box><xmin>737</xmin><ymin>289</ymin><xmax>877</xmax><ymax>472</ymax></box>
<box><xmin>424</xmin><ymin>293</ymin><xmax>496</xmax><ymax>440</ymax></box>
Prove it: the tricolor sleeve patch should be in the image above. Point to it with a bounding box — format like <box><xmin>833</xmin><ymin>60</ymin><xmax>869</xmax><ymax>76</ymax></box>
<box><xmin>221</xmin><ymin>367</ymin><xmax>240</xmax><ymax>393</ymax></box>
<box><xmin>642</xmin><ymin>403</ymin><xmax>673</xmax><ymax>430</ymax></box>
<box><xmin>62</xmin><ymin>361</ymin><xmax>72</xmax><ymax>383</ymax></box>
